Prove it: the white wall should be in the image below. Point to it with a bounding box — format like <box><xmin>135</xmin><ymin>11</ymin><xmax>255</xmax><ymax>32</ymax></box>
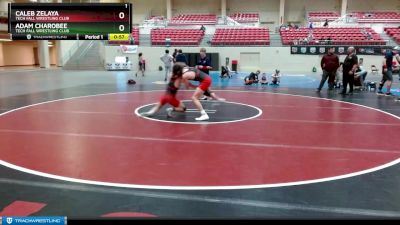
<box><xmin>103</xmin><ymin>45</ymin><xmax>386</xmax><ymax>74</ymax></box>
<box><xmin>104</xmin><ymin>45</ymin><xmax>138</xmax><ymax>67</ymax></box>
<box><xmin>129</xmin><ymin>0</ymin><xmax>166</xmax><ymax>24</ymax></box>
<box><xmin>228</xmin><ymin>0</ymin><xmax>280</xmax><ymax>25</ymax></box>
<box><xmin>0</xmin><ymin>0</ymin><xmax>11</xmax><ymax>12</ymax></box>
<box><xmin>0</xmin><ymin>23</ymin><xmax>7</xmax><ymax>31</ymax></box>
<box><xmin>0</xmin><ymin>0</ymin><xmax>11</xmax><ymax>31</ymax></box>
<box><xmin>347</xmin><ymin>0</ymin><xmax>400</xmax><ymax>11</ymax></box>
<box><xmin>285</xmin><ymin>0</ymin><xmax>340</xmax><ymax>23</ymax></box>
<box><xmin>172</xmin><ymin>0</ymin><xmax>219</xmax><ymax>15</ymax></box>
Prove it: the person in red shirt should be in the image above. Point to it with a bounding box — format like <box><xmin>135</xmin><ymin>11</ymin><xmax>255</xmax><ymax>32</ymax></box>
<box><xmin>316</xmin><ymin>47</ymin><xmax>340</xmax><ymax>92</ymax></box>
<box><xmin>176</xmin><ymin>63</ymin><xmax>225</xmax><ymax>121</ymax></box>
<box><xmin>141</xmin><ymin>64</ymin><xmax>186</xmax><ymax>117</ymax></box>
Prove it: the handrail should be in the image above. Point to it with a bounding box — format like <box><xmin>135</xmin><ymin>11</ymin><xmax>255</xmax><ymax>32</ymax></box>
<box><xmin>62</xmin><ymin>40</ymin><xmax>95</xmax><ymax>66</ymax></box>
<box><xmin>61</xmin><ymin>40</ymin><xmax>81</xmax><ymax>66</ymax></box>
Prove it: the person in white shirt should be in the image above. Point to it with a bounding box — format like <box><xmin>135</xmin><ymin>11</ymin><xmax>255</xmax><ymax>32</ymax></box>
<box><xmin>160</xmin><ymin>49</ymin><xmax>174</xmax><ymax>81</ymax></box>
<box><xmin>355</xmin><ymin>58</ymin><xmax>368</xmax><ymax>90</ymax></box>
<box><xmin>271</xmin><ymin>69</ymin><xmax>281</xmax><ymax>85</ymax></box>
<box><xmin>260</xmin><ymin>73</ymin><xmax>268</xmax><ymax>85</ymax></box>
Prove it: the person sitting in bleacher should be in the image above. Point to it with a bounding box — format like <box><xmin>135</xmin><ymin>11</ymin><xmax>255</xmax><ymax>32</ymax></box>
<box><xmin>200</xmin><ymin>25</ymin><xmax>206</xmax><ymax>33</ymax></box>
<box><xmin>323</xmin><ymin>19</ymin><xmax>329</xmax><ymax>27</ymax></box>
<box><xmin>308</xmin><ymin>21</ymin><xmax>313</xmax><ymax>29</ymax></box>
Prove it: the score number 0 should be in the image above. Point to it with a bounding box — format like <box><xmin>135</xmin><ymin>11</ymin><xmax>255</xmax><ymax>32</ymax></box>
<box><xmin>117</xmin><ymin>4</ymin><xmax>129</xmax><ymax>32</ymax></box>
<box><xmin>118</xmin><ymin>11</ymin><xmax>125</xmax><ymax>31</ymax></box>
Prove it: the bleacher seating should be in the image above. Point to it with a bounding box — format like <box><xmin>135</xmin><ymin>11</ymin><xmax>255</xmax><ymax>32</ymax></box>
<box><xmin>151</xmin><ymin>28</ymin><xmax>204</xmax><ymax>46</ymax></box>
<box><xmin>280</xmin><ymin>27</ymin><xmax>385</xmax><ymax>45</ymax></box>
<box><xmin>211</xmin><ymin>28</ymin><xmax>270</xmax><ymax>46</ymax></box>
<box><xmin>384</xmin><ymin>27</ymin><xmax>400</xmax><ymax>44</ymax></box>
<box><xmin>229</xmin><ymin>13</ymin><xmax>259</xmax><ymax>23</ymax></box>
<box><xmin>349</xmin><ymin>11</ymin><xmax>400</xmax><ymax>23</ymax></box>
<box><xmin>108</xmin><ymin>27</ymin><xmax>139</xmax><ymax>45</ymax></box>
<box><xmin>131</xmin><ymin>27</ymin><xmax>140</xmax><ymax>45</ymax></box>
<box><xmin>308</xmin><ymin>12</ymin><xmax>340</xmax><ymax>22</ymax></box>
<box><xmin>168</xmin><ymin>14</ymin><xmax>217</xmax><ymax>25</ymax></box>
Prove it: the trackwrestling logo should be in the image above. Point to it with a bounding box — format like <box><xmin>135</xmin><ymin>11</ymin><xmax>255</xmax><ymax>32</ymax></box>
<box><xmin>1</xmin><ymin>217</ymin><xmax>66</xmax><ymax>225</ymax></box>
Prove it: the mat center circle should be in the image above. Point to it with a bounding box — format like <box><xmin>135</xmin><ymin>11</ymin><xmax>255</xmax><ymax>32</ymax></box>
<box><xmin>135</xmin><ymin>100</ymin><xmax>262</xmax><ymax>124</ymax></box>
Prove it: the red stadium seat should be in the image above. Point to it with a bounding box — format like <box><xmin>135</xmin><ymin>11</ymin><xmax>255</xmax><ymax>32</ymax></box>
<box><xmin>151</xmin><ymin>28</ymin><xmax>205</xmax><ymax>46</ymax></box>
<box><xmin>211</xmin><ymin>28</ymin><xmax>270</xmax><ymax>46</ymax></box>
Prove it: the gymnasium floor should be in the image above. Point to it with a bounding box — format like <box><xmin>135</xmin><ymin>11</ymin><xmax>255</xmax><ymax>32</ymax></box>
<box><xmin>1</xmin><ymin>68</ymin><xmax>400</xmax><ymax>219</ymax></box>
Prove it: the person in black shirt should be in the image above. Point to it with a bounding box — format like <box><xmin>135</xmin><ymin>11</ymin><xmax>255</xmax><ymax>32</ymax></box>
<box><xmin>244</xmin><ymin>70</ymin><xmax>260</xmax><ymax>85</ymax></box>
<box><xmin>220</xmin><ymin>65</ymin><xmax>231</xmax><ymax>78</ymax></box>
<box><xmin>323</xmin><ymin>19</ymin><xmax>329</xmax><ymax>27</ymax></box>
<box><xmin>196</xmin><ymin>48</ymin><xmax>213</xmax><ymax>100</ymax></box>
<box><xmin>378</xmin><ymin>46</ymin><xmax>400</xmax><ymax>97</ymax></box>
<box><xmin>249</xmin><ymin>70</ymin><xmax>260</xmax><ymax>83</ymax></box>
<box><xmin>172</xmin><ymin>49</ymin><xmax>178</xmax><ymax>63</ymax></box>
<box><xmin>340</xmin><ymin>47</ymin><xmax>358</xmax><ymax>95</ymax></box>
<box><xmin>200</xmin><ymin>25</ymin><xmax>206</xmax><ymax>33</ymax></box>
<box><xmin>175</xmin><ymin>49</ymin><xmax>187</xmax><ymax>65</ymax></box>
<box><xmin>196</xmin><ymin>48</ymin><xmax>212</xmax><ymax>74</ymax></box>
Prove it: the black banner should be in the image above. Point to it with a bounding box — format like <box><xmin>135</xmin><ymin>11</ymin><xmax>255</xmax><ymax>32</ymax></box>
<box><xmin>11</xmin><ymin>33</ymin><xmax>109</xmax><ymax>40</ymax></box>
<box><xmin>290</xmin><ymin>45</ymin><xmax>392</xmax><ymax>55</ymax></box>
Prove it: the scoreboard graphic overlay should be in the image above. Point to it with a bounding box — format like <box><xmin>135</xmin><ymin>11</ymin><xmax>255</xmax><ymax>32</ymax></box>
<box><xmin>8</xmin><ymin>3</ymin><xmax>132</xmax><ymax>40</ymax></box>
